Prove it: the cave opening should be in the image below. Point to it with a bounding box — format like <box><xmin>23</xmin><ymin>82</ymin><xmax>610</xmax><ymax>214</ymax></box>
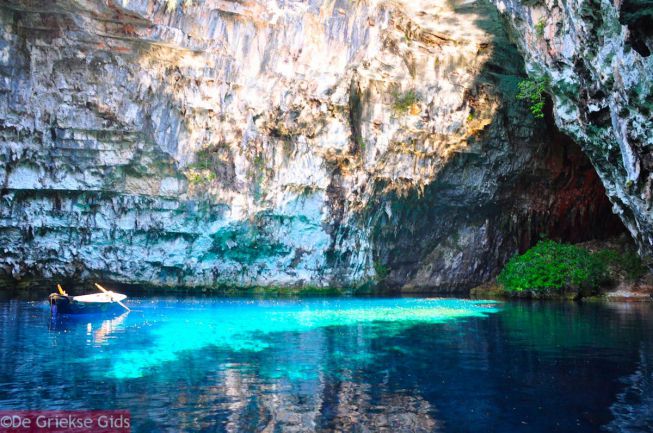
<box><xmin>620</xmin><ymin>0</ymin><xmax>653</xmax><ymax>57</ymax></box>
<box><xmin>366</xmin><ymin>93</ymin><xmax>632</xmax><ymax>292</ymax></box>
<box><xmin>517</xmin><ymin>98</ymin><xmax>628</xmax><ymax>250</ymax></box>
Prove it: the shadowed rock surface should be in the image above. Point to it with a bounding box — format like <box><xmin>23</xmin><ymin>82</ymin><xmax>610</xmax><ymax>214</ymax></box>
<box><xmin>0</xmin><ymin>0</ymin><xmax>624</xmax><ymax>292</ymax></box>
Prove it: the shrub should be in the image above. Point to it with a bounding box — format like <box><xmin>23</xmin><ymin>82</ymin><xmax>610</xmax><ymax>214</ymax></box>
<box><xmin>184</xmin><ymin>168</ymin><xmax>216</xmax><ymax>185</ymax></box>
<box><xmin>356</xmin><ymin>135</ymin><xmax>366</xmax><ymax>152</ymax></box>
<box><xmin>498</xmin><ymin>240</ymin><xmax>606</xmax><ymax>292</ymax></box>
<box><xmin>184</xmin><ymin>147</ymin><xmax>219</xmax><ymax>185</ymax></box>
<box><xmin>535</xmin><ymin>18</ymin><xmax>546</xmax><ymax>37</ymax></box>
<box><xmin>517</xmin><ymin>75</ymin><xmax>549</xmax><ymax>118</ymax></box>
<box><xmin>594</xmin><ymin>249</ymin><xmax>647</xmax><ymax>281</ymax></box>
<box><xmin>392</xmin><ymin>89</ymin><xmax>419</xmax><ymax>114</ymax></box>
<box><xmin>617</xmin><ymin>251</ymin><xmax>647</xmax><ymax>280</ymax></box>
<box><xmin>374</xmin><ymin>261</ymin><xmax>390</xmax><ymax>280</ymax></box>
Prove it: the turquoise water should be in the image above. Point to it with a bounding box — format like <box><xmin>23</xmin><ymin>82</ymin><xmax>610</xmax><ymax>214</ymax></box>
<box><xmin>1</xmin><ymin>297</ymin><xmax>652</xmax><ymax>432</ymax></box>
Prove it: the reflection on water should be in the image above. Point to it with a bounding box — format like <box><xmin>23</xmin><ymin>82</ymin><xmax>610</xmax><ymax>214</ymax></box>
<box><xmin>605</xmin><ymin>344</ymin><xmax>653</xmax><ymax>433</ymax></box>
<box><xmin>1</xmin><ymin>298</ymin><xmax>653</xmax><ymax>432</ymax></box>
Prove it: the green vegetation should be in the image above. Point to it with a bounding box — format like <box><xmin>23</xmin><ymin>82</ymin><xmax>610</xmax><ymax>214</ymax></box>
<box><xmin>356</xmin><ymin>136</ymin><xmax>366</xmax><ymax>152</ymax></box>
<box><xmin>185</xmin><ymin>169</ymin><xmax>216</xmax><ymax>185</ymax></box>
<box><xmin>535</xmin><ymin>18</ymin><xmax>546</xmax><ymax>37</ymax></box>
<box><xmin>498</xmin><ymin>240</ymin><xmax>606</xmax><ymax>293</ymax></box>
<box><xmin>250</xmin><ymin>153</ymin><xmax>267</xmax><ymax>201</ymax></box>
<box><xmin>498</xmin><ymin>240</ymin><xmax>648</xmax><ymax>294</ymax></box>
<box><xmin>392</xmin><ymin>89</ymin><xmax>419</xmax><ymax>115</ymax></box>
<box><xmin>594</xmin><ymin>249</ymin><xmax>647</xmax><ymax>281</ymax></box>
<box><xmin>516</xmin><ymin>75</ymin><xmax>549</xmax><ymax>118</ymax></box>
<box><xmin>190</xmin><ymin>148</ymin><xmax>217</xmax><ymax>170</ymax></box>
<box><xmin>374</xmin><ymin>261</ymin><xmax>390</xmax><ymax>280</ymax></box>
<box><xmin>184</xmin><ymin>147</ymin><xmax>222</xmax><ymax>186</ymax></box>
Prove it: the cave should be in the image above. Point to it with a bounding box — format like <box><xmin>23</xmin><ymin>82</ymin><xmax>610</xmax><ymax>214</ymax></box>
<box><xmin>620</xmin><ymin>0</ymin><xmax>653</xmax><ymax>57</ymax></box>
<box><xmin>525</xmin><ymin>99</ymin><xmax>626</xmax><ymax>245</ymax></box>
<box><xmin>368</xmin><ymin>97</ymin><xmax>628</xmax><ymax>293</ymax></box>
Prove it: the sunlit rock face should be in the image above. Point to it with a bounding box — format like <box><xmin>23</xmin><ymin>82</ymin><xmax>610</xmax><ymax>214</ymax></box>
<box><xmin>0</xmin><ymin>0</ymin><xmax>622</xmax><ymax>291</ymax></box>
<box><xmin>489</xmin><ymin>0</ymin><xmax>653</xmax><ymax>262</ymax></box>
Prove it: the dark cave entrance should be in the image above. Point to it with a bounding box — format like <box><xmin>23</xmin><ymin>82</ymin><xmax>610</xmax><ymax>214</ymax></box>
<box><xmin>513</xmin><ymin>99</ymin><xmax>627</xmax><ymax>251</ymax></box>
<box><xmin>367</xmin><ymin>96</ymin><xmax>630</xmax><ymax>292</ymax></box>
<box><xmin>620</xmin><ymin>0</ymin><xmax>653</xmax><ymax>57</ymax></box>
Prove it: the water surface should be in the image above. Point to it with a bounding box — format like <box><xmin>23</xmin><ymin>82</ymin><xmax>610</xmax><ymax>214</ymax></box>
<box><xmin>1</xmin><ymin>297</ymin><xmax>652</xmax><ymax>432</ymax></box>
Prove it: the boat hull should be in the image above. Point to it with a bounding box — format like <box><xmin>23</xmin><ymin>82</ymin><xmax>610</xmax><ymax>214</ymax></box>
<box><xmin>49</xmin><ymin>293</ymin><xmax>125</xmax><ymax>316</ymax></box>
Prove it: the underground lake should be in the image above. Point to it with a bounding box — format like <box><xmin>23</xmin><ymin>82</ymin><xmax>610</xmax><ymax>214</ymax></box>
<box><xmin>1</xmin><ymin>296</ymin><xmax>653</xmax><ymax>432</ymax></box>
<box><xmin>2</xmin><ymin>0</ymin><xmax>653</xmax><ymax>431</ymax></box>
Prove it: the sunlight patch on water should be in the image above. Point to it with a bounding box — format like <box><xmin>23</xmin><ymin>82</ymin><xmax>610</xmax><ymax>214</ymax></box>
<box><xmin>81</xmin><ymin>298</ymin><xmax>500</xmax><ymax>379</ymax></box>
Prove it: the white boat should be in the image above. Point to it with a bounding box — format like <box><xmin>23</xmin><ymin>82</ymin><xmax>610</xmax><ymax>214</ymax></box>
<box><xmin>49</xmin><ymin>284</ymin><xmax>129</xmax><ymax>315</ymax></box>
<box><xmin>71</xmin><ymin>292</ymin><xmax>127</xmax><ymax>303</ymax></box>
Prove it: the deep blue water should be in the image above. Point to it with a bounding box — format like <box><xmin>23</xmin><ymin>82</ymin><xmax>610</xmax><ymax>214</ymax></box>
<box><xmin>1</xmin><ymin>297</ymin><xmax>653</xmax><ymax>433</ymax></box>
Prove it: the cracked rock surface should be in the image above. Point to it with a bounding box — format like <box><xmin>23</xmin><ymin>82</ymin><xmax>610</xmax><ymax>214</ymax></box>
<box><xmin>0</xmin><ymin>0</ymin><xmax>623</xmax><ymax>291</ymax></box>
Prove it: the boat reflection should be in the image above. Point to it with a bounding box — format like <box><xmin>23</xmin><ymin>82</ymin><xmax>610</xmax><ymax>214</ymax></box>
<box><xmin>49</xmin><ymin>311</ymin><xmax>129</xmax><ymax>345</ymax></box>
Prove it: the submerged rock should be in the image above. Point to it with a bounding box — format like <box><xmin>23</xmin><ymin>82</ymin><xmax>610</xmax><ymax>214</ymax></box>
<box><xmin>0</xmin><ymin>0</ymin><xmax>623</xmax><ymax>291</ymax></box>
